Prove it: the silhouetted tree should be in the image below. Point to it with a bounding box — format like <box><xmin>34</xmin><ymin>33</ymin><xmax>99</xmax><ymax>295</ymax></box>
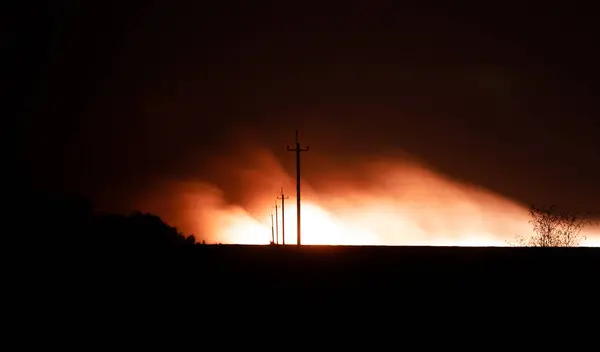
<box><xmin>513</xmin><ymin>205</ymin><xmax>598</xmax><ymax>247</ymax></box>
<box><xmin>92</xmin><ymin>211</ymin><xmax>196</xmax><ymax>251</ymax></box>
<box><xmin>185</xmin><ymin>235</ymin><xmax>196</xmax><ymax>245</ymax></box>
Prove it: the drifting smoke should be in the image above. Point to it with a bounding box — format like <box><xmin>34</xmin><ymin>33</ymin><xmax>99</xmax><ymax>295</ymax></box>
<box><xmin>129</xmin><ymin>144</ymin><xmax>600</xmax><ymax>247</ymax></box>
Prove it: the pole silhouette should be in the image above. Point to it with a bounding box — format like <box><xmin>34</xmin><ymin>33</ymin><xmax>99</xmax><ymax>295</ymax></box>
<box><xmin>287</xmin><ymin>130</ymin><xmax>309</xmax><ymax>246</ymax></box>
<box><xmin>270</xmin><ymin>212</ymin><xmax>275</xmax><ymax>244</ymax></box>
<box><xmin>277</xmin><ymin>188</ymin><xmax>289</xmax><ymax>245</ymax></box>
<box><xmin>273</xmin><ymin>204</ymin><xmax>280</xmax><ymax>244</ymax></box>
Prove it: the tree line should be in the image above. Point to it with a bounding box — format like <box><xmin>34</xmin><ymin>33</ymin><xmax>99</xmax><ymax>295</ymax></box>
<box><xmin>20</xmin><ymin>193</ymin><xmax>199</xmax><ymax>256</ymax></box>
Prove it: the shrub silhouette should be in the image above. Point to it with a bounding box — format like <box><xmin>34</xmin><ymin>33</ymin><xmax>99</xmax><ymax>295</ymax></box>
<box><xmin>92</xmin><ymin>211</ymin><xmax>196</xmax><ymax>252</ymax></box>
<box><xmin>21</xmin><ymin>193</ymin><xmax>196</xmax><ymax>254</ymax></box>
<box><xmin>511</xmin><ymin>205</ymin><xmax>598</xmax><ymax>247</ymax></box>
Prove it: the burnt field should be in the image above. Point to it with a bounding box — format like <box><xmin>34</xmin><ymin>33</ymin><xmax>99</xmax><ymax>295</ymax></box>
<box><xmin>90</xmin><ymin>245</ymin><xmax>600</xmax><ymax>295</ymax></box>
<box><xmin>25</xmin><ymin>243</ymin><xmax>598</xmax><ymax>315</ymax></box>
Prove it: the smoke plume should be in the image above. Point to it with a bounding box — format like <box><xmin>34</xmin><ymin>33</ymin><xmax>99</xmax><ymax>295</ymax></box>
<box><xmin>127</xmin><ymin>141</ymin><xmax>600</xmax><ymax>246</ymax></box>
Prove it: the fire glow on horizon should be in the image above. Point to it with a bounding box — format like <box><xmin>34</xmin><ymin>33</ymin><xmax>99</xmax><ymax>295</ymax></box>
<box><xmin>138</xmin><ymin>147</ymin><xmax>600</xmax><ymax>247</ymax></box>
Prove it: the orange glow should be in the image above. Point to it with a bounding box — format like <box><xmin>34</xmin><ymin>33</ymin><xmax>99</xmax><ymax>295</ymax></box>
<box><xmin>219</xmin><ymin>199</ymin><xmax>522</xmax><ymax>246</ymax></box>
<box><xmin>132</xmin><ymin>146</ymin><xmax>600</xmax><ymax>247</ymax></box>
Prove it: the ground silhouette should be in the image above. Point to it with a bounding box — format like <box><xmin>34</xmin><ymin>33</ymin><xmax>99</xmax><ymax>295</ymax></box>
<box><xmin>18</xmin><ymin>193</ymin><xmax>600</xmax><ymax>307</ymax></box>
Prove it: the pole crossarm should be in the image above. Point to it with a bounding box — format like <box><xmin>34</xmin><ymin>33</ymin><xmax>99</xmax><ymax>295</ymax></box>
<box><xmin>286</xmin><ymin>130</ymin><xmax>309</xmax><ymax>246</ymax></box>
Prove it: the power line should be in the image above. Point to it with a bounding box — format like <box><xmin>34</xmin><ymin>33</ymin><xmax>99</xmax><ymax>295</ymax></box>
<box><xmin>286</xmin><ymin>130</ymin><xmax>309</xmax><ymax>246</ymax></box>
<box><xmin>270</xmin><ymin>212</ymin><xmax>275</xmax><ymax>245</ymax></box>
<box><xmin>277</xmin><ymin>187</ymin><xmax>289</xmax><ymax>245</ymax></box>
<box><xmin>273</xmin><ymin>204</ymin><xmax>280</xmax><ymax>244</ymax></box>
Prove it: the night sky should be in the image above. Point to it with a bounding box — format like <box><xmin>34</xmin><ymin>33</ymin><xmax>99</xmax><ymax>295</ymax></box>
<box><xmin>11</xmin><ymin>1</ymin><xmax>600</xmax><ymax>218</ymax></box>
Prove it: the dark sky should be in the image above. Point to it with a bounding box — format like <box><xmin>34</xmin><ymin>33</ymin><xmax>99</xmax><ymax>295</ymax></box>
<box><xmin>11</xmin><ymin>1</ymin><xmax>600</xmax><ymax>214</ymax></box>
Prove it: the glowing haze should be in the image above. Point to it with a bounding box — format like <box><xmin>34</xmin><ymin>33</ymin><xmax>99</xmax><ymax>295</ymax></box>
<box><xmin>132</xmin><ymin>145</ymin><xmax>600</xmax><ymax>247</ymax></box>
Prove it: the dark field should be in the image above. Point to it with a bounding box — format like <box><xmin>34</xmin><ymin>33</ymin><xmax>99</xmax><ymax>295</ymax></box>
<box><xmin>91</xmin><ymin>245</ymin><xmax>600</xmax><ymax>296</ymax></box>
<box><xmin>24</xmin><ymin>243</ymin><xmax>599</xmax><ymax>323</ymax></box>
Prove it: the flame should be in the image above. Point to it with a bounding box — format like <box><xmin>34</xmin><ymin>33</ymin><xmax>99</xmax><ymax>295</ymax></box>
<box><xmin>218</xmin><ymin>196</ymin><xmax>600</xmax><ymax>246</ymax></box>
<box><xmin>219</xmin><ymin>199</ymin><xmax>522</xmax><ymax>246</ymax></box>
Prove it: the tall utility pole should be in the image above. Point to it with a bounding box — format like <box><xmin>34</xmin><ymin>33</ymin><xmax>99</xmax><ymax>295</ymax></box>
<box><xmin>277</xmin><ymin>188</ymin><xmax>289</xmax><ymax>245</ymax></box>
<box><xmin>273</xmin><ymin>204</ymin><xmax>280</xmax><ymax>244</ymax></box>
<box><xmin>270</xmin><ymin>212</ymin><xmax>275</xmax><ymax>244</ymax></box>
<box><xmin>286</xmin><ymin>130</ymin><xmax>309</xmax><ymax>246</ymax></box>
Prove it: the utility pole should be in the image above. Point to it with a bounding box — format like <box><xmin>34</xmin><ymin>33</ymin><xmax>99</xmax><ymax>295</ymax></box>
<box><xmin>277</xmin><ymin>188</ymin><xmax>289</xmax><ymax>245</ymax></box>
<box><xmin>270</xmin><ymin>212</ymin><xmax>275</xmax><ymax>244</ymax></box>
<box><xmin>273</xmin><ymin>204</ymin><xmax>280</xmax><ymax>244</ymax></box>
<box><xmin>286</xmin><ymin>130</ymin><xmax>309</xmax><ymax>246</ymax></box>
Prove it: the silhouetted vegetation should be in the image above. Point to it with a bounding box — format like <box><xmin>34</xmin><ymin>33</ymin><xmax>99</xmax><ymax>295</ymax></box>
<box><xmin>92</xmin><ymin>211</ymin><xmax>196</xmax><ymax>252</ymax></box>
<box><xmin>23</xmin><ymin>193</ymin><xmax>197</xmax><ymax>256</ymax></box>
<box><xmin>512</xmin><ymin>205</ymin><xmax>598</xmax><ymax>247</ymax></box>
<box><xmin>15</xmin><ymin>193</ymin><xmax>600</xmax><ymax>308</ymax></box>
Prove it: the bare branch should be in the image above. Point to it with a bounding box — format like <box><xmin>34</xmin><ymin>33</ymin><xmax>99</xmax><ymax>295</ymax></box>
<box><xmin>512</xmin><ymin>205</ymin><xmax>596</xmax><ymax>247</ymax></box>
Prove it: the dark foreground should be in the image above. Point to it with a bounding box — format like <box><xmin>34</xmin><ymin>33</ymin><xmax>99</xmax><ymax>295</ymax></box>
<box><xmin>23</xmin><ymin>244</ymin><xmax>600</xmax><ymax>330</ymax></box>
<box><xmin>70</xmin><ymin>244</ymin><xmax>600</xmax><ymax>296</ymax></box>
